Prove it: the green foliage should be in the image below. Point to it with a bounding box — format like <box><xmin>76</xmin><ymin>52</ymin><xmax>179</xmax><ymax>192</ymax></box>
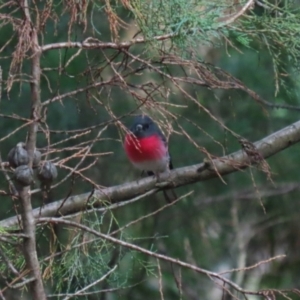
<box><xmin>131</xmin><ymin>0</ymin><xmax>224</xmax><ymax>52</ymax></box>
<box><xmin>0</xmin><ymin>243</ymin><xmax>25</xmax><ymax>273</ymax></box>
<box><xmin>2</xmin><ymin>0</ymin><xmax>300</xmax><ymax>299</ymax></box>
<box><xmin>129</xmin><ymin>0</ymin><xmax>300</xmax><ymax>95</ymax></box>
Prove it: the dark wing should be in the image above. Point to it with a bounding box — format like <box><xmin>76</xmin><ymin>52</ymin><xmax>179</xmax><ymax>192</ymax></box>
<box><xmin>169</xmin><ymin>156</ymin><xmax>174</xmax><ymax>170</ymax></box>
<box><xmin>152</xmin><ymin>121</ymin><xmax>173</xmax><ymax>169</ymax></box>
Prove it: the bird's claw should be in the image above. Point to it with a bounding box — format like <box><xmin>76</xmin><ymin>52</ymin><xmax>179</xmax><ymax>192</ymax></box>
<box><xmin>197</xmin><ymin>158</ymin><xmax>213</xmax><ymax>173</ymax></box>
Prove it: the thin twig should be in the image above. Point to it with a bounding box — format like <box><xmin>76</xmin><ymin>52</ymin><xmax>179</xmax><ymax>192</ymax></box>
<box><xmin>63</xmin><ymin>265</ymin><xmax>118</xmax><ymax>300</ymax></box>
<box><xmin>37</xmin><ymin>217</ymin><xmax>272</xmax><ymax>298</ymax></box>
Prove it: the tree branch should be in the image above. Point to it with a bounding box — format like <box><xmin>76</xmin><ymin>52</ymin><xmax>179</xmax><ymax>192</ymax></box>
<box><xmin>37</xmin><ymin>217</ymin><xmax>277</xmax><ymax>299</ymax></box>
<box><xmin>41</xmin><ymin>35</ymin><xmax>176</xmax><ymax>53</ymax></box>
<box><xmin>1</xmin><ymin>120</ymin><xmax>300</xmax><ymax>229</ymax></box>
<box><xmin>41</xmin><ymin>79</ymin><xmax>115</xmax><ymax>107</ymax></box>
<box><xmin>40</xmin><ymin>1</ymin><xmax>254</xmax><ymax>53</ymax></box>
<box><xmin>63</xmin><ymin>265</ymin><xmax>118</xmax><ymax>300</ymax></box>
<box><xmin>217</xmin><ymin>0</ymin><xmax>254</xmax><ymax>26</ymax></box>
<box><xmin>17</xmin><ymin>1</ymin><xmax>46</xmax><ymax>299</ymax></box>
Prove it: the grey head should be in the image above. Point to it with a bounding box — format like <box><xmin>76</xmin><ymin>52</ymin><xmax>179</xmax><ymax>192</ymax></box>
<box><xmin>130</xmin><ymin>115</ymin><xmax>166</xmax><ymax>141</ymax></box>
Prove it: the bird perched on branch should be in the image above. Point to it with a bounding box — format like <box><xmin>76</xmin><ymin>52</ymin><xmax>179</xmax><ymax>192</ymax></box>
<box><xmin>124</xmin><ymin>115</ymin><xmax>177</xmax><ymax>202</ymax></box>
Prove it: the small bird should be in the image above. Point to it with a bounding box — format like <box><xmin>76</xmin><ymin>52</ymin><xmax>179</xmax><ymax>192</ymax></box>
<box><xmin>124</xmin><ymin>115</ymin><xmax>177</xmax><ymax>202</ymax></box>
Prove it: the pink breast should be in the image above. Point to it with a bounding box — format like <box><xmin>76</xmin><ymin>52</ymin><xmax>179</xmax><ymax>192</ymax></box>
<box><xmin>124</xmin><ymin>134</ymin><xmax>166</xmax><ymax>162</ymax></box>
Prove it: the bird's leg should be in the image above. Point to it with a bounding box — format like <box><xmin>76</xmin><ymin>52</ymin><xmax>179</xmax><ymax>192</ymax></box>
<box><xmin>166</xmin><ymin>166</ymin><xmax>171</xmax><ymax>178</ymax></box>
<box><xmin>154</xmin><ymin>170</ymin><xmax>177</xmax><ymax>203</ymax></box>
<box><xmin>154</xmin><ymin>171</ymin><xmax>169</xmax><ymax>188</ymax></box>
<box><xmin>154</xmin><ymin>171</ymin><xmax>162</xmax><ymax>184</ymax></box>
<box><xmin>140</xmin><ymin>170</ymin><xmax>146</xmax><ymax>178</ymax></box>
<box><xmin>155</xmin><ymin>172</ymin><xmax>160</xmax><ymax>182</ymax></box>
<box><xmin>156</xmin><ymin>166</ymin><xmax>176</xmax><ymax>189</ymax></box>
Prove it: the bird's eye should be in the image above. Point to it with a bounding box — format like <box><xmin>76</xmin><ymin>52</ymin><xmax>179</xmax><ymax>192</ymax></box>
<box><xmin>136</xmin><ymin>124</ymin><xmax>143</xmax><ymax>131</ymax></box>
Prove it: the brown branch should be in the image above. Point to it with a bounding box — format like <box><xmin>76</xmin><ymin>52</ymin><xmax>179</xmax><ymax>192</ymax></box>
<box><xmin>41</xmin><ymin>35</ymin><xmax>177</xmax><ymax>52</ymax></box>
<box><xmin>110</xmin><ymin>191</ymin><xmax>193</xmax><ymax>236</ymax></box>
<box><xmin>219</xmin><ymin>255</ymin><xmax>286</xmax><ymax>275</ymax></box>
<box><xmin>62</xmin><ymin>265</ymin><xmax>118</xmax><ymax>300</ymax></box>
<box><xmin>41</xmin><ymin>78</ymin><xmax>116</xmax><ymax>107</ymax></box>
<box><xmin>198</xmin><ymin>182</ymin><xmax>300</xmax><ymax>205</ymax></box>
<box><xmin>1</xmin><ymin>119</ymin><xmax>300</xmax><ymax>228</ymax></box>
<box><xmin>217</xmin><ymin>0</ymin><xmax>255</xmax><ymax>25</ymax></box>
<box><xmin>36</xmin><ymin>217</ymin><xmax>270</xmax><ymax>298</ymax></box>
<box><xmin>47</xmin><ymin>282</ymin><xmax>142</xmax><ymax>298</ymax></box>
<box><xmin>17</xmin><ymin>1</ymin><xmax>46</xmax><ymax>299</ymax></box>
<box><xmin>40</xmin><ymin>1</ymin><xmax>253</xmax><ymax>53</ymax></box>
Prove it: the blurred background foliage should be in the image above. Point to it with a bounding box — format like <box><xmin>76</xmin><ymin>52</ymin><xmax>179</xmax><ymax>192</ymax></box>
<box><xmin>1</xmin><ymin>0</ymin><xmax>300</xmax><ymax>299</ymax></box>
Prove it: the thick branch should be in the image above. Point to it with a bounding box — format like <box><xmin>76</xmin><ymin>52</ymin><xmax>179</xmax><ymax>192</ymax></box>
<box><xmin>1</xmin><ymin>120</ymin><xmax>300</xmax><ymax>229</ymax></box>
<box><xmin>18</xmin><ymin>1</ymin><xmax>46</xmax><ymax>299</ymax></box>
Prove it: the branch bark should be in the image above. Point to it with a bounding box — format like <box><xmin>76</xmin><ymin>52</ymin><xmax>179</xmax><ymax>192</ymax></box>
<box><xmin>1</xmin><ymin>120</ymin><xmax>300</xmax><ymax>229</ymax></box>
<box><xmin>17</xmin><ymin>1</ymin><xmax>46</xmax><ymax>299</ymax></box>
